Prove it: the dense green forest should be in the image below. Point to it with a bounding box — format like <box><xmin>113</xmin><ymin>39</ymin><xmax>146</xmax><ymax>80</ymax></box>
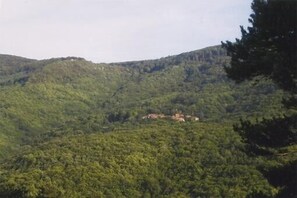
<box><xmin>0</xmin><ymin>122</ymin><xmax>280</xmax><ymax>197</ymax></box>
<box><xmin>0</xmin><ymin>46</ymin><xmax>293</xmax><ymax>197</ymax></box>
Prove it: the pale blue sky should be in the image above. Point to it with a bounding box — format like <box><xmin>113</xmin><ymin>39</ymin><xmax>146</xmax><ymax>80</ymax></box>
<box><xmin>0</xmin><ymin>0</ymin><xmax>252</xmax><ymax>62</ymax></box>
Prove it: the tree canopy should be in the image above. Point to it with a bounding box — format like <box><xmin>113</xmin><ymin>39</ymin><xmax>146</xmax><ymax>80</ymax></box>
<box><xmin>222</xmin><ymin>0</ymin><xmax>297</xmax><ymax>149</ymax></box>
<box><xmin>222</xmin><ymin>1</ymin><xmax>297</xmax><ymax>197</ymax></box>
<box><xmin>222</xmin><ymin>0</ymin><xmax>297</xmax><ymax>93</ymax></box>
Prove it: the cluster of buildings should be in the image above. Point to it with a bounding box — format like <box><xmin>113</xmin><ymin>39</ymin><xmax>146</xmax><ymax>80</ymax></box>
<box><xmin>142</xmin><ymin>113</ymin><xmax>199</xmax><ymax>122</ymax></box>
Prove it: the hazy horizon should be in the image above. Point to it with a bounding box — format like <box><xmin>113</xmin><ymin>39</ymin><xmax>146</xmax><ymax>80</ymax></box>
<box><xmin>0</xmin><ymin>0</ymin><xmax>252</xmax><ymax>63</ymax></box>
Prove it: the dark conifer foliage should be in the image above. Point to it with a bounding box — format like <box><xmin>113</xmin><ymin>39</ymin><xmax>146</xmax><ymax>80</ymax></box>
<box><xmin>235</xmin><ymin>115</ymin><xmax>297</xmax><ymax>151</ymax></box>
<box><xmin>222</xmin><ymin>0</ymin><xmax>297</xmax><ymax>197</ymax></box>
<box><xmin>222</xmin><ymin>0</ymin><xmax>297</xmax><ymax>93</ymax></box>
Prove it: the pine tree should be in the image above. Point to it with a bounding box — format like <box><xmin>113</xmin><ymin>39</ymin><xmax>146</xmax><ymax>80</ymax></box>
<box><xmin>222</xmin><ymin>0</ymin><xmax>297</xmax><ymax>197</ymax></box>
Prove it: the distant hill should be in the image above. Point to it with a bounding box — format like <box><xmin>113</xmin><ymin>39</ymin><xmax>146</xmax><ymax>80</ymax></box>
<box><xmin>112</xmin><ymin>45</ymin><xmax>227</xmax><ymax>72</ymax></box>
<box><xmin>0</xmin><ymin>46</ymin><xmax>284</xmax><ymax>156</ymax></box>
<box><xmin>0</xmin><ymin>46</ymin><xmax>288</xmax><ymax>197</ymax></box>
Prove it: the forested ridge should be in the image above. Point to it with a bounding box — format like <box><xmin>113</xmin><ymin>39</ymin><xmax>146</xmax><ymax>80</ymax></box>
<box><xmin>0</xmin><ymin>45</ymin><xmax>293</xmax><ymax>197</ymax></box>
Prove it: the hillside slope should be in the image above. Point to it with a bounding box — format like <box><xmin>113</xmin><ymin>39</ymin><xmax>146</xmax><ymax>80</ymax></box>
<box><xmin>0</xmin><ymin>122</ymin><xmax>277</xmax><ymax>197</ymax></box>
<box><xmin>0</xmin><ymin>46</ymin><xmax>290</xmax><ymax>197</ymax></box>
<box><xmin>0</xmin><ymin>46</ymin><xmax>284</xmax><ymax>156</ymax></box>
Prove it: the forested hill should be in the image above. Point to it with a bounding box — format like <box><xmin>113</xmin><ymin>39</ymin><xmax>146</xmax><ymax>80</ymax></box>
<box><xmin>0</xmin><ymin>54</ymin><xmax>36</xmax><ymax>67</ymax></box>
<box><xmin>0</xmin><ymin>46</ymin><xmax>287</xmax><ymax>197</ymax></box>
<box><xmin>0</xmin><ymin>46</ymin><xmax>284</xmax><ymax>155</ymax></box>
<box><xmin>111</xmin><ymin>45</ymin><xmax>227</xmax><ymax>73</ymax></box>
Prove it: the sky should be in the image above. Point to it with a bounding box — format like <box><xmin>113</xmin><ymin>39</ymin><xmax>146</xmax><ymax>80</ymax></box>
<box><xmin>0</xmin><ymin>0</ymin><xmax>252</xmax><ymax>63</ymax></box>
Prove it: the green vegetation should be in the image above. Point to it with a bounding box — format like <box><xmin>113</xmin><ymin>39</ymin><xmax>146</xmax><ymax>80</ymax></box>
<box><xmin>0</xmin><ymin>122</ymin><xmax>278</xmax><ymax>197</ymax></box>
<box><xmin>222</xmin><ymin>0</ymin><xmax>297</xmax><ymax>197</ymax></box>
<box><xmin>0</xmin><ymin>47</ymin><xmax>285</xmax><ymax>155</ymax></box>
<box><xmin>0</xmin><ymin>44</ymin><xmax>291</xmax><ymax>197</ymax></box>
<box><xmin>1</xmin><ymin>0</ymin><xmax>295</xmax><ymax>196</ymax></box>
